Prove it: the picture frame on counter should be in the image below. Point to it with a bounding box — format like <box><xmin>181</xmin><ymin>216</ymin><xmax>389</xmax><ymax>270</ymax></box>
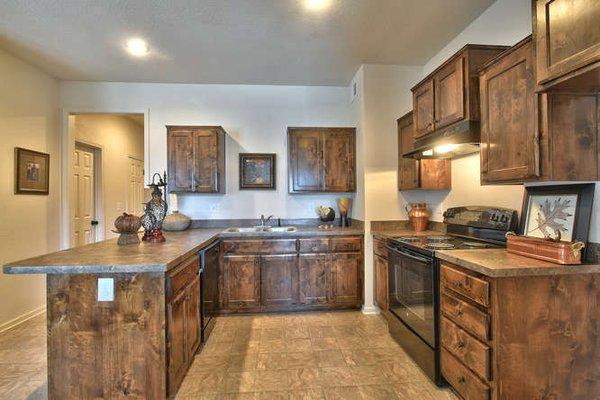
<box><xmin>239</xmin><ymin>153</ymin><xmax>276</xmax><ymax>190</ymax></box>
<box><xmin>14</xmin><ymin>147</ymin><xmax>50</xmax><ymax>195</ymax></box>
<box><xmin>519</xmin><ymin>184</ymin><xmax>594</xmax><ymax>243</ymax></box>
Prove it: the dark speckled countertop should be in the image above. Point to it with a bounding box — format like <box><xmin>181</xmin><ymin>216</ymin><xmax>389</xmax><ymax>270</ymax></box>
<box><xmin>3</xmin><ymin>226</ymin><xmax>364</xmax><ymax>275</ymax></box>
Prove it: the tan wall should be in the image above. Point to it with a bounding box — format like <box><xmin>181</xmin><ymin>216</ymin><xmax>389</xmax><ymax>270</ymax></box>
<box><xmin>72</xmin><ymin>114</ymin><xmax>144</xmax><ymax>239</ymax></box>
<box><xmin>0</xmin><ymin>48</ymin><xmax>60</xmax><ymax>329</ymax></box>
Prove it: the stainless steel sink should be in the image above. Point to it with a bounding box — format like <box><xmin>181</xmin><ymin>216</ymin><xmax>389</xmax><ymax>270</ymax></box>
<box><xmin>265</xmin><ymin>226</ymin><xmax>297</xmax><ymax>232</ymax></box>
<box><xmin>225</xmin><ymin>226</ymin><xmax>297</xmax><ymax>233</ymax></box>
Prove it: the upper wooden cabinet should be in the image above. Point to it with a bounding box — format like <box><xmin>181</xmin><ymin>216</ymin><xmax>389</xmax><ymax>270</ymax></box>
<box><xmin>534</xmin><ymin>0</ymin><xmax>600</xmax><ymax>90</ymax></box>
<box><xmin>288</xmin><ymin>127</ymin><xmax>356</xmax><ymax>193</ymax></box>
<box><xmin>480</xmin><ymin>37</ymin><xmax>539</xmax><ymax>184</ymax></box>
<box><xmin>411</xmin><ymin>45</ymin><xmax>508</xmax><ymax>140</ymax></box>
<box><xmin>167</xmin><ymin>126</ymin><xmax>226</xmax><ymax>194</ymax></box>
<box><xmin>398</xmin><ymin>111</ymin><xmax>451</xmax><ymax>190</ymax></box>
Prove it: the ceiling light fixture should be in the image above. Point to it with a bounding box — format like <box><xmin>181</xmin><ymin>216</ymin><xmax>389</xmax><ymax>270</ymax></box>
<box><xmin>304</xmin><ymin>0</ymin><xmax>332</xmax><ymax>12</ymax></box>
<box><xmin>125</xmin><ymin>38</ymin><xmax>149</xmax><ymax>57</ymax></box>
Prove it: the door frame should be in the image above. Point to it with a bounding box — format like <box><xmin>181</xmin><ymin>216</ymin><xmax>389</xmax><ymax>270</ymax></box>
<box><xmin>60</xmin><ymin>107</ymin><xmax>150</xmax><ymax>250</ymax></box>
<box><xmin>73</xmin><ymin>141</ymin><xmax>103</xmax><ymax>244</ymax></box>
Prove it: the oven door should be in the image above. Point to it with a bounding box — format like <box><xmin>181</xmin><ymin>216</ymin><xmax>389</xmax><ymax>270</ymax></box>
<box><xmin>387</xmin><ymin>244</ymin><xmax>435</xmax><ymax>347</ymax></box>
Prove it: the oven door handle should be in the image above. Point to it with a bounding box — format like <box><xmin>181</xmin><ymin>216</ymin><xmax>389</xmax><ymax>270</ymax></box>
<box><xmin>386</xmin><ymin>245</ymin><xmax>431</xmax><ymax>263</ymax></box>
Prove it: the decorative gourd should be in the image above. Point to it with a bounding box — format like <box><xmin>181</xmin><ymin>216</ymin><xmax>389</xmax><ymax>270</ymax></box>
<box><xmin>114</xmin><ymin>213</ymin><xmax>142</xmax><ymax>233</ymax></box>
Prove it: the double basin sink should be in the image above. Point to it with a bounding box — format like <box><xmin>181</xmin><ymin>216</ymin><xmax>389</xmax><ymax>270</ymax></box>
<box><xmin>225</xmin><ymin>226</ymin><xmax>297</xmax><ymax>233</ymax></box>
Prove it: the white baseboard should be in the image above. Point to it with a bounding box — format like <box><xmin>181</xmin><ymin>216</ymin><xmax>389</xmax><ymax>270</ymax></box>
<box><xmin>0</xmin><ymin>305</ymin><xmax>46</xmax><ymax>334</ymax></box>
<box><xmin>361</xmin><ymin>305</ymin><xmax>380</xmax><ymax>315</ymax></box>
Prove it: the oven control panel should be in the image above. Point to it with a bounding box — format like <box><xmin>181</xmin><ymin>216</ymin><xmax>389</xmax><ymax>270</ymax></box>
<box><xmin>443</xmin><ymin>206</ymin><xmax>518</xmax><ymax>231</ymax></box>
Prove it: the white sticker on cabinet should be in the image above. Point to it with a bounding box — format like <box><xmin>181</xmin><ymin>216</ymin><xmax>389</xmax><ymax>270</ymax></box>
<box><xmin>97</xmin><ymin>278</ymin><xmax>114</xmax><ymax>301</ymax></box>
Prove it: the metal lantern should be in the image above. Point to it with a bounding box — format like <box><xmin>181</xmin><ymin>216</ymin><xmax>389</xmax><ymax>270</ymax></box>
<box><xmin>142</xmin><ymin>172</ymin><xmax>168</xmax><ymax>243</ymax></box>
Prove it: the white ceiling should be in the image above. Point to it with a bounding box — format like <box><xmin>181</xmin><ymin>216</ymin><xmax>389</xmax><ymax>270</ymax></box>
<box><xmin>0</xmin><ymin>0</ymin><xmax>495</xmax><ymax>86</ymax></box>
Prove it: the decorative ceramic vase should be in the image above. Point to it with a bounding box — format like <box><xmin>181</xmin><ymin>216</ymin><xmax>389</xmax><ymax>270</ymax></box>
<box><xmin>113</xmin><ymin>213</ymin><xmax>142</xmax><ymax>245</ymax></box>
<box><xmin>337</xmin><ymin>197</ymin><xmax>352</xmax><ymax>227</ymax></box>
<box><xmin>405</xmin><ymin>203</ymin><xmax>430</xmax><ymax>232</ymax></box>
<box><xmin>142</xmin><ymin>173</ymin><xmax>168</xmax><ymax>243</ymax></box>
<box><xmin>317</xmin><ymin>206</ymin><xmax>336</xmax><ymax>223</ymax></box>
<box><xmin>163</xmin><ymin>211</ymin><xmax>191</xmax><ymax>231</ymax></box>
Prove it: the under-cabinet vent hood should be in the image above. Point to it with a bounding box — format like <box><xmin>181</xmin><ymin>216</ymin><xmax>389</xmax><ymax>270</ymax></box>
<box><xmin>403</xmin><ymin>121</ymin><xmax>481</xmax><ymax>160</ymax></box>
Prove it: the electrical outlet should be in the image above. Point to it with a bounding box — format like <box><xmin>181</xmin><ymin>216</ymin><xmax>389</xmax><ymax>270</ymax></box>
<box><xmin>97</xmin><ymin>278</ymin><xmax>114</xmax><ymax>301</ymax></box>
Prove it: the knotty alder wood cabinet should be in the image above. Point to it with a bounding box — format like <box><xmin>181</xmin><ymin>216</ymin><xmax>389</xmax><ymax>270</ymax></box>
<box><xmin>167</xmin><ymin>126</ymin><xmax>226</xmax><ymax>193</ymax></box>
<box><xmin>218</xmin><ymin>236</ymin><xmax>363</xmax><ymax>312</ymax></box>
<box><xmin>440</xmin><ymin>262</ymin><xmax>600</xmax><ymax>399</ymax></box>
<box><xmin>534</xmin><ymin>0</ymin><xmax>600</xmax><ymax>91</ymax></box>
<box><xmin>411</xmin><ymin>45</ymin><xmax>507</xmax><ymax>140</ymax></box>
<box><xmin>397</xmin><ymin>111</ymin><xmax>451</xmax><ymax>190</ymax></box>
<box><xmin>373</xmin><ymin>236</ymin><xmax>388</xmax><ymax>312</ymax></box>
<box><xmin>288</xmin><ymin>127</ymin><xmax>356</xmax><ymax>193</ymax></box>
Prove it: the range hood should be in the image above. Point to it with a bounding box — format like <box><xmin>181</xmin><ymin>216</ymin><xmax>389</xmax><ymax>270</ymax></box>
<box><xmin>403</xmin><ymin>120</ymin><xmax>481</xmax><ymax>160</ymax></box>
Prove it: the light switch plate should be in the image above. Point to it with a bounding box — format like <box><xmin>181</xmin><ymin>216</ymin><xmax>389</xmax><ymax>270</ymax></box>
<box><xmin>97</xmin><ymin>278</ymin><xmax>114</xmax><ymax>301</ymax></box>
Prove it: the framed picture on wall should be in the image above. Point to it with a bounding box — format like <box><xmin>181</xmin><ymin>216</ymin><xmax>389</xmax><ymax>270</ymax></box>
<box><xmin>519</xmin><ymin>184</ymin><xmax>594</xmax><ymax>243</ymax></box>
<box><xmin>239</xmin><ymin>153</ymin><xmax>276</xmax><ymax>190</ymax></box>
<box><xmin>14</xmin><ymin>147</ymin><xmax>50</xmax><ymax>195</ymax></box>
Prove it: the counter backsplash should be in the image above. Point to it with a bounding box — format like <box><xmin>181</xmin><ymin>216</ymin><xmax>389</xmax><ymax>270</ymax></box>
<box><xmin>190</xmin><ymin>218</ymin><xmax>365</xmax><ymax>229</ymax></box>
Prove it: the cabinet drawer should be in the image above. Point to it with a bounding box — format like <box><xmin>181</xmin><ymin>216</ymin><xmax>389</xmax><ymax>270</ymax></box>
<box><xmin>441</xmin><ymin>292</ymin><xmax>490</xmax><ymax>342</ymax></box>
<box><xmin>441</xmin><ymin>317</ymin><xmax>491</xmax><ymax>381</ymax></box>
<box><xmin>222</xmin><ymin>239</ymin><xmax>297</xmax><ymax>254</ymax></box>
<box><xmin>299</xmin><ymin>238</ymin><xmax>329</xmax><ymax>253</ymax></box>
<box><xmin>441</xmin><ymin>264</ymin><xmax>489</xmax><ymax>307</ymax></box>
<box><xmin>169</xmin><ymin>255</ymin><xmax>199</xmax><ymax>297</ymax></box>
<box><xmin>442</xmin><ymin>348</ymin><xmax>490</xmax><ymax>400</ymax></box>
<box><xmin>373</xmin><ymin>237</ymin><xmax>388</xmax><ymax>259</ymax></box>
<box><xmin>331</xmin><ymin>237</ymin><xmax>362</xmax><ymax>252</ymax></box>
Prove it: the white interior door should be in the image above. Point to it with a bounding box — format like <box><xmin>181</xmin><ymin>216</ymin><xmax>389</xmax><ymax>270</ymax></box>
<box><xmin>127</xmin><ymin>156</ymin><xmax>145</xmax><ymax>216</ymax></box>
<box><xmin>71</xmin><ymin>145</ymin><xmax>96</xmax><ymax>247</ymax></box>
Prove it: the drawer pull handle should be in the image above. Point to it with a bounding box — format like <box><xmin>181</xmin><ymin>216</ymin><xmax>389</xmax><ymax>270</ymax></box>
<box><xmin>458</xmin><ymin>376</ymin><xmax>466</xmax><ymax>384</ymax></box>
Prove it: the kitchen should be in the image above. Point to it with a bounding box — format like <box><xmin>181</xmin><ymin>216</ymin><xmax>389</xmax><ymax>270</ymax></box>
<box><xmin>1</xmin><ymin>0</ymin><xmax>599</xmax><ymax>399</ymax></box>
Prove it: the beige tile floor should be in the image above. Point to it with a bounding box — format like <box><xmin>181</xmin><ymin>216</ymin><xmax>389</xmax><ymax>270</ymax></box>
<box><xmin>0</xmin><ymin>311</ymin><xmax>458</xmax><ymax>400</ymax></box>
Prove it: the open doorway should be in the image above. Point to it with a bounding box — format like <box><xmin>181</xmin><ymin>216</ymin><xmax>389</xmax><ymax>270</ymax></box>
<box><xmin>67</xmin><ymin>113</ymin><xmax>145</xmax><ymax>247</ymax></box>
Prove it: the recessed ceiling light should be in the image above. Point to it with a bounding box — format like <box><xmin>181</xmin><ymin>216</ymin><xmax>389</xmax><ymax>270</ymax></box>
<box><xmin>125</xmin><ymin>38</ymin><xmax>149</xmax><ymax>57</ymax></box>
<box><xmin>304</xmin><ymin>0</ymin><xmax>332</xmax><ymax>12</ymax></box>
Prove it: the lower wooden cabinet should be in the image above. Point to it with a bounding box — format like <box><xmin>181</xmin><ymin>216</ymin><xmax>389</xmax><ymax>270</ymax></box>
<box><xmin>298</xmin><ymin>253</ymin><xmax>331</xmax><ymax>305</ymax></box>
<box><xmin>373</xmin><ymin>237</ymin><xmax>389</xmax><ymax>312</ymax></box>
<box><xmin>331</xmin><ymin>252</ymin><xmax>362</xmax><ymax>306</ymax></box>
<box><xmin>261</xmin><ymin>254</ymin><xmax>297</xmax><ymax>307</ymax></box>
<box><xmin>222</xmin><ymin>254</ymin><xmax>260</xmax><ymax>310</ymax></box>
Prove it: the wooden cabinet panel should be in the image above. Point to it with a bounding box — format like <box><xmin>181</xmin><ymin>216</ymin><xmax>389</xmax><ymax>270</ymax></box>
<box><xmin>441</xmin><ymin>348</ymin><xmax>490</xmax><ymax>400</ymax></box>
<box><xmin>169</xmin><ymin>255</ymin><xmax>199</xmax><ymax>299</ymax></box>
<box><xmin>434</xmin><ymin>56</ymin><xmax>465</xmax><ymax>129</ymax></box>
<box><xmin>331</xmin><ymin>252</ymin><xmax>361</xmax><ymax>306</ymax></box>
<box><xmin>223</xmin><ymin>255</ymin><xmax>260</xmax><ymax>310</ymax></box>
<box><xmin>441</xmin><ymin>264</ymin><xmax>489</xmax><ymax>307</ymax></box>
<box><xmin>441</xmin><ymin>292</ymin><xmax>489</xmax><ymax>342</ymax></box>
<box><xmin>330</xmin><ymin>237</ymin><xmax>362</xmax><ymax>253</ymax></box>
<box><xmin>323</xmin><ymin>131</ymin><xmax>355</xmax><ymax>191</ymax></box>
<box><xmin>298</xmin><ymin>238</ymin><xmax>329</xmax><ymax>253</ymax></box>
<box><xmin>419</xmin><ymin>160</ymin><xmax>451</xmax><ymax>189</ymax></box>
<box><xmin>167</xmin><ymin>129</ymin><xmax>194</xmax><ymax>192</ymax></box>
<box><xmin>288</xmin><ymin>127</ymin><xmax>356</xmax><ymax>193</ymax></box>
<box><xmin>534</xmin><ymin>0</ymin><xmax>600</xmax><ymax>87</ymax></box>
<box><xmin>260</xmin><ymin>254</ymin><xmax>297</xmax><ymax>307</ymax></box>
<box><xmin>373</xmin><ymin>254</ymin><xmax>388</xmax><ymax>311</ymax></box>
<box><xmin>480</xmin><ymin>37</ymin><xmax>538</xmax><ymax>184</ymax></box>
<box><xmin>373</xmin><ymin>237</ymin><xmax>388</xmax><ymax>259</ymax></box>
<box><xmin>397</xmin><ymin>111</ymin><xmax>419</xmax><ymax>190</ymax></box>
<box><xmin>185</xmin><ymin>276</ymin><xmax>201</xmax><ymax>358</ymax></box>
<box><xmin>167</xmin><ymin>290</ymin><xmax>187</xmax><ymax>393</ymax></box>
<box><xmin>193</xmin><ymin>130</ymin><xmax>219</xmax><ymax>192</ymax></box>
<box><xmin>298</xmin><ymin>253</ymin><xmax>331</xmax><ymax>305</ymax></box>
<box><xmin>222</xmin><ymin>239</ymin><xmax>297</xmax><ymax>254</ymax></box>
<box><xmin>413</xmin><ymin>81</ymin><xmax>435</xmax><ymax>138</ymax></box>
<box><xmin>441</xmin><ymin>317</ymin><xmax>490</xmax><ymax>381</ymax></box>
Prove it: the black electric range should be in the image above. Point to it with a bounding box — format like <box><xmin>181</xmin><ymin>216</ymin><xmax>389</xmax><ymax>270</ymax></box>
<box><xmin>386</xmin><ymin>206</ymin><xmax>518</xmax><ymax>386</ymax></box>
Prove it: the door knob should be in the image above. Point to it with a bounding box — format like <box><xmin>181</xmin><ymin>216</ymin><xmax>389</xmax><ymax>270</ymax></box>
<box><xmin>91</xmin><ymin>220</ymin><xmax>99</xmax><ymax>226</ymax></box>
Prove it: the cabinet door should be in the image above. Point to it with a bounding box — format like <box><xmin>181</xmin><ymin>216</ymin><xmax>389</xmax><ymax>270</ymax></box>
<box><xmin>298</xmin><ymin>253</ymin><xmax>331</xmax><ymax>305</ymax></box>
<box><xmin>434</xmin><ymin>56</ymin><xmax>465</xmax><ymax>129</ymax></box>
<box><xmin>413</xmin><ymin>80</ymin><xmax>435</xmax><ymax>138</ymax></box>
<box><xmin>398</xmin><ymin>112</ymin><xmax>419</xmax><ymax>190</ymax></box>
<box><xmin>374</xmin><ymin>254</ymin><xmax>388</xmax><ymax>311</ymax></box>
<box><xmin>322</xmin><ymin>130</ymin><xmax>356</xmax><ymax>192</ymax></box>
<box><xmin>167</xmin><ymin>129</ymin><xmax>194</xmax><ymax>192</ymax></box>
<box><xmin>193</xmin><ymin>129</ymin><xmax>220</xmax><ymax>193</ymax></box>
<box><xmin>535</xmin><ymin>0</ymin><xmax>600</xmax><ymax>85</ymax></box>
<box><xmin>331</xmin><ymin>252</ymin><xmax>361</xmax><ymax>306</ymax></box>
<box><xmin>167</xmin><ymin>290</ymin><xmax>187</xmax><ymax>392</ymax></box>
<box><xmin>420</xmin><ymin>160</ymin><xmax>451</xmax><ymax>189</ymax></box>
<box><xmin>480</xmin><ymin>39</ymin><xmax>538</xmax><ymax>183</ymax></box>
<box><xmin>223</xmin><ymin>255</ymin><xmax>260</xmax><ymax>310</ymax></box>
<box><xmin>186</xmin><ymin>276</ymin><xmax>201</xmax><ymax>358</ymax></box>
<box><xmin>260</xmin><ymin>254</ymin><xmax>297</xmax><ymax>307</ymax></box>
<box><xmin>289</xmin><ymin>129</ymin><xmax>323</xmax><ymax>192</ymax></box>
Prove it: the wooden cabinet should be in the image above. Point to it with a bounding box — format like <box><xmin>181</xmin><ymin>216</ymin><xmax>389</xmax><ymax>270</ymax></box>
<box><xmin>397</xmin><ymin>111</ymin><xmax>451</xmax><ymax>190</ymax></box>
<box><xmin>288</xmin><ymin>127</ymin><xmax>356</xmax><ymax>193</ymax></box>
<box><xmin>373</xmin><ymin>236</ymin><xmax>389</xmax><ymax>312</ymax></box>
<box><xmin>480</xmin><ymin>37</ymin><xmax>538</xmax><ymax>184</ymax></box>
<box><xmin>218</xmin><ymin>236</ymin><xmax>363</xmax><ymax>313</ymax></box>
<box><xmin>167</xmin><ymin>126</ymin><xmax>226</xmax><ymax>194</ymax></box>
<box><xmin>440</xmin><ymin>262</ymin><xmax>600</xmax><ymax>399</ymax></box>
<box><xmin>166</xmin><ymin>255</ymin><xmax>201</xmax><ymax>397</ymax></box>
<box><xmin>411</xmin><ymin>45</ymin><xmax>507</xmax><ymax>141</ymax></box>
<box><xmin>534</xmin><ymin>0</ymin><xmax>600</xmax><ymax>90</ymax></box>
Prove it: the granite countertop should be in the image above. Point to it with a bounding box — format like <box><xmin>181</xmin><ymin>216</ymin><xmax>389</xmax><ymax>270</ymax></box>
<box><xmin>372</xmin><ymin>229</ymin><xmax>444</xmax><ymax>239</ymax></box>
<box><xmin>3</xmin><ymin>226</ymin><xmax>364</xmax><ymax>275</ymax></box>
<box><xmin>436</xmin><ymin>248</ymin><xmax>600</xmax><ymax>277</ymax></box>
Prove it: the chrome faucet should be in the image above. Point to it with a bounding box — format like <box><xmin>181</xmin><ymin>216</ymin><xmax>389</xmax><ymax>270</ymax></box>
<box><xmin>259</xmin><ymin>214</ymin><xmax>274</xmax><ymax>228</ymax></box>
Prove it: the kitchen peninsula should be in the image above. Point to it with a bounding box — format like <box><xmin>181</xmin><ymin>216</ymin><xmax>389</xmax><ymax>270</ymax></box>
<box><xmin>3</xmin><ymin>226</ymin><xmax>364</xmax><ymax>399</ymax></box>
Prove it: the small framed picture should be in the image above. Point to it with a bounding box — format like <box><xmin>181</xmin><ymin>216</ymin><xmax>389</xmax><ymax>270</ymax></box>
<box><xmin>520</xmin><ymin>184</ymin><xmax>594</xmax><ymax>242</ymax></box>
<box><xmin>239</xmin><ymin>153</ymin><xmax>276</xmax><ymax>190</ymax></box>
<box><xmin>14</xmin><ymin>147</ymin><xmax>50</xmax><ymax>195</ymax></box>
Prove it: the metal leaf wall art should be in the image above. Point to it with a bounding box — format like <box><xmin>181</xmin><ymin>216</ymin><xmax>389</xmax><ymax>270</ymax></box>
<box><xmin>527</xmin><ymin>197</ymin><xmax>573</xmax><ymax>241</ymax></box>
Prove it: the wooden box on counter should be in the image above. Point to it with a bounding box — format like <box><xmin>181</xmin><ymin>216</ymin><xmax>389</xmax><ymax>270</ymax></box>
<box><xmin>506</xmin><ymin>233</ymin><xmax>584</xmax><ymax>265</ymax></box>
